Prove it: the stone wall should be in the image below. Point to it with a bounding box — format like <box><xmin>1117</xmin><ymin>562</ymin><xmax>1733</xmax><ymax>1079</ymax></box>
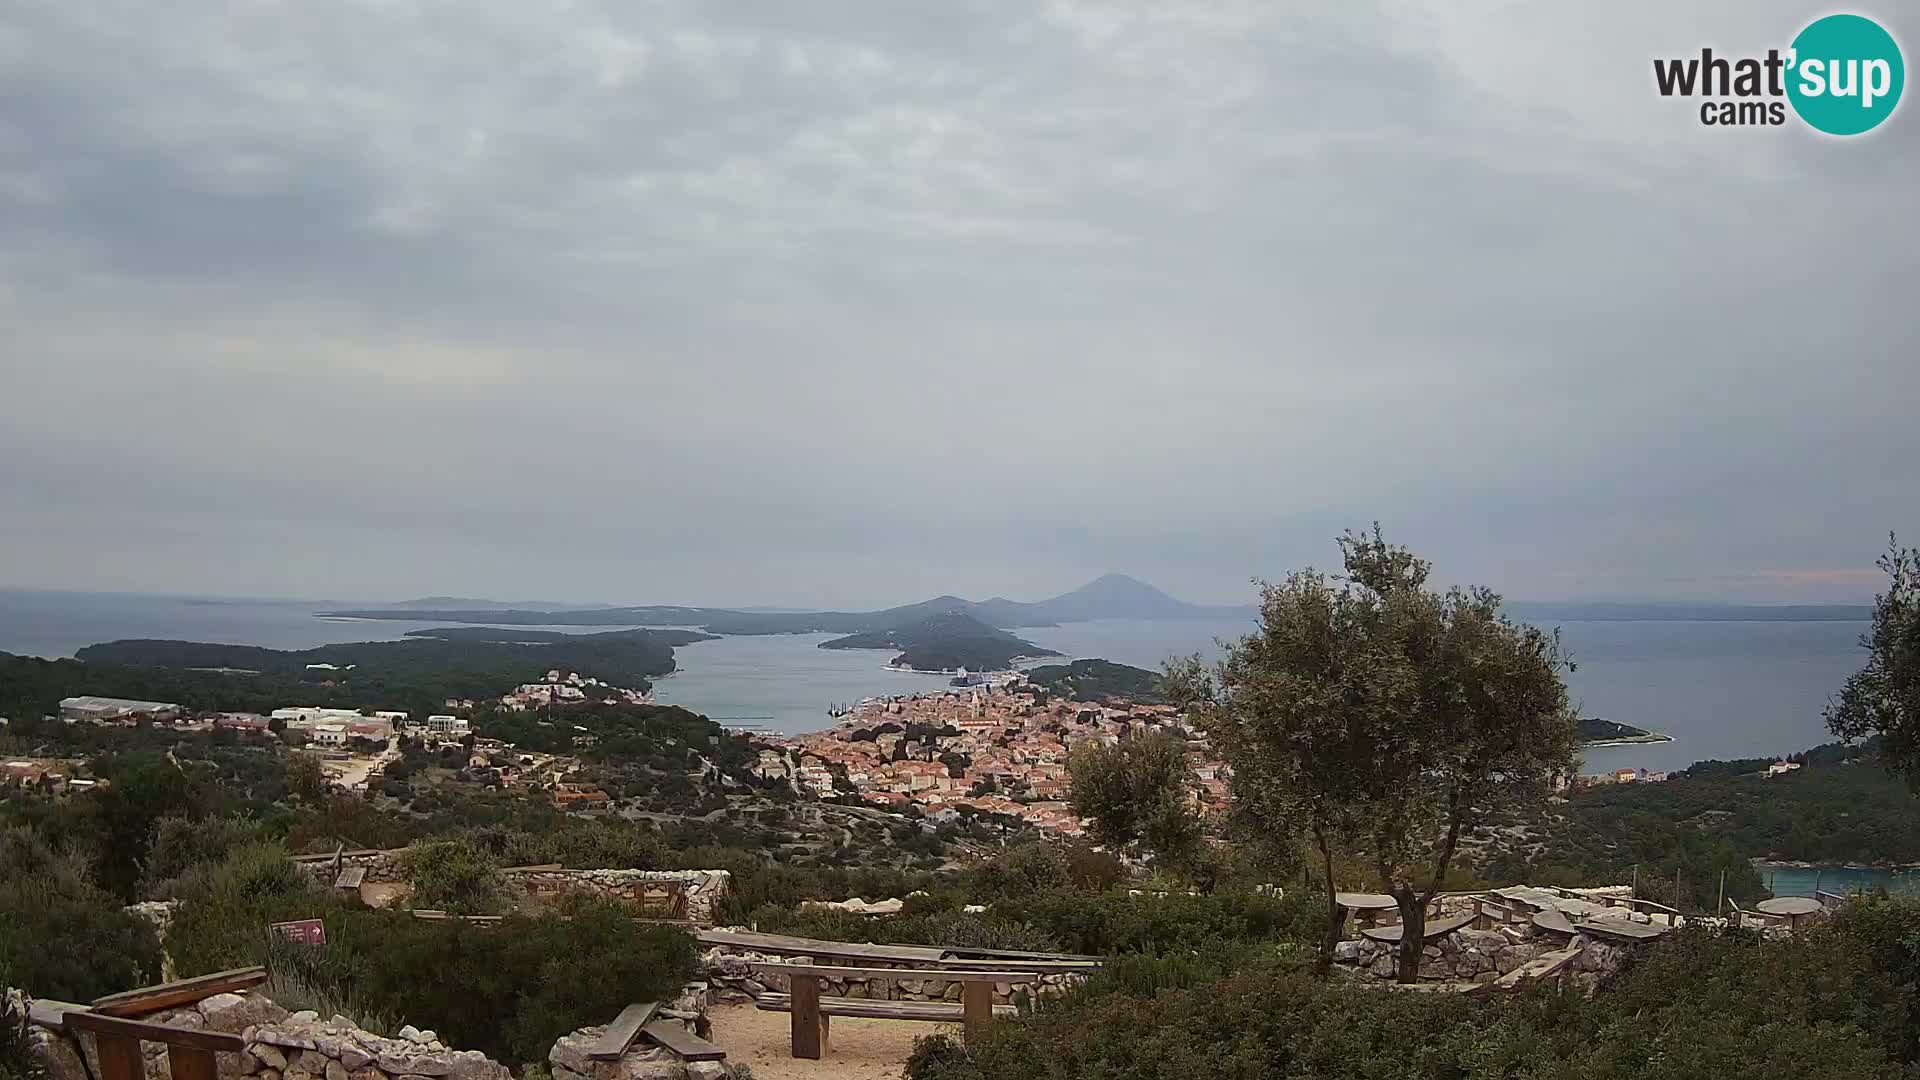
<box><xmin>700</xmin><ymin>943</ymin><xmax>1084</xmax><ymax>1006</ymax></box>
<box><xmin>300</xmin><ymin>854</ymin><xmax>731</xmax><ymax>925</ymax></box>
<box><xmin>29</xmin><ymin>992</ymin><xmax>509</xmax><ymax>1080</ymax></box>
<box><xmin>507</xmin><ymin>869</ymin><xmax>731</xmax><ymax>926</ymax></box>
<box><xmin>1334</xmin><ymin>928</ymin><xmax>1544</xmax><ymax>983</ymax></box>
<box><xmin>1332</xmin><ymin>927</ymin><xmax>1633</xmax><ymax>988</ymax></box>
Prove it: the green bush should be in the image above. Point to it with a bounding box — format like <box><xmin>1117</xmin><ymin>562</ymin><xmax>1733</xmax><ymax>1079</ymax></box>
<box><xmin>0</xmin><ymin>828</ymin><xmax>162</xmax><ymax>1001</ymax></box>
<box><xmin>0</xmin><ymin>994</ymin><xmax>46</xmax><ymax>1080</ymax></box>
<box><xmin>399</xmin><ymin>841</ymin><xmax>510</xmax><ymax>914</ymax></box>
<box><xmin>905</xmin><ymin>904</ymin><xmax>1920</xmax><ymax>1080</ymax></box>
<box><xmin>1005</xmin><ymin>888</ymin><xmax>1323</xmax><ymax>956</ymax></box>
<box><xmin>142</xmin><ymin>815</ymin><xmax>266</xmax><ymax>895</ymax></box>
<box><xmin>278</xmin><ymin>900</ymin><xmax>695</xmax><ymax>1066</ymax></box>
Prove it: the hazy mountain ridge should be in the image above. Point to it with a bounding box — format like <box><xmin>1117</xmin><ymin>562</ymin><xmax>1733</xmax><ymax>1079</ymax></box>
<box><xmin>326</xmin><ymin>573</ymin><xmax>1253</xmax><ymax>633</ymax></box>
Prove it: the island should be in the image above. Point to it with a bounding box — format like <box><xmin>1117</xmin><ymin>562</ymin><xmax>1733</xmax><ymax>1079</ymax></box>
<box><xmin>1576</xmin><ymin>716</ymin><xmax>1673</xmax><ymax>746</ymax></box>
<box><xmin>1023</xmin><ymin>658</ymin><xmax>1169</xmax><ymax>703</ymax></box>
<box><xmin>818</xmin><ymin>610</ymin><xmax>1059</xmax><ymax>672</ymax></box>
<box><xmin>65</xmin><ymin>626</ymin><xmax>713</xmax><ymax>714</ymax></box>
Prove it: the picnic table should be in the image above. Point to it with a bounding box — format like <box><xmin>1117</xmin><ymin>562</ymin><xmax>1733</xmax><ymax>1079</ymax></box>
<box><xmin>1754</xmin><ymin>896</ymin><xmax>1825</xmax><ymax>930</ymax></box>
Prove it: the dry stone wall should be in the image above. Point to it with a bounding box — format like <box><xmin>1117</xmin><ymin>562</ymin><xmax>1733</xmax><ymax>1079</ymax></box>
<box><xmin>302</xmin><ymin>855</ymin><xmax>731</xmax><ymax>925</ymax></box>
<box><xmin>28</xmin><ymin>993</ymin><xmax>510</xmax><ymax>1080</ymax></box>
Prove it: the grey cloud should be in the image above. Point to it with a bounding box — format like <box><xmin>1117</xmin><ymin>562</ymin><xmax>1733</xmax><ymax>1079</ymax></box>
<box><xmin>0</xmin><ymin>0</ymin><xmax>1915</xmax><ymax>606</ymax></box>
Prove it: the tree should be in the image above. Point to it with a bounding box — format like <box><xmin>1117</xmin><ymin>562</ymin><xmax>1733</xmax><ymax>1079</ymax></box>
<box><xmin>287</xmin><ymin>751</ymin><xmax>327</xmax><ymax>802</ymax></box>
<box><xmin>1067</xmin><ymin>734</ymin><xmax>1202</xmax><ymax>871</ymax></box>
<box><xmin>1828</xmin><ymin>535</ymin><xmax>1920</xmax><ymax>787</ymax></box>
<box><xmin>1170</xmin><ymin>527</ymin><xmax>1577</xmax><ymax>981</ymax></box>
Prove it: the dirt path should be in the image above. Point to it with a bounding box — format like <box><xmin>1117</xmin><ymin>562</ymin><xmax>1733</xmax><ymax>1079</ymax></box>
<box><xmin>705</xmin><ymin>1001</ymin><xmax>951</xmax><ymax>1080</ymax></box>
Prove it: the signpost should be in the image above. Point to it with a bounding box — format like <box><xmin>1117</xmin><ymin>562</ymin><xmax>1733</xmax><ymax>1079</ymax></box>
<box><xmin>269</xmin><ymin>919</ymin><xmax>327</xmax><ymax>947</ymax></box>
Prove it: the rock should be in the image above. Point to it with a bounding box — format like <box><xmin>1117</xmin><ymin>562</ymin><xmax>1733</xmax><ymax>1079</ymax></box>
<box><xmin>337</xmin><ymin>1047</ymin><xmax>373</xmax><ymax>1071</ymax></box>
<box><xmin>288</xmin><ymin>1012</ymin><xmax>320</xmax><ymax>1026</ymax></box>
<box><xmin>201</xmin><ymin>994</ymin><xmax>282</xmax><ymax>1034</ymax></box>
<box><xmin>405</xmin><ymin>1029</ymin><xmax>437</xmax><ymax>1046</ymax></box>
<box><xmin>684</xmin><ymin>1065</ymin><xmax>727</xmax><ymax>1080</ymax></box>
<box><xmin>1332</xmin><ymin>939</ymin><xmax>1364</xmax><ymax>962</ymax></box>
<box><xmin>398</xmin><ymin>1027</ymin><xmax>423</xmax><ymax>1044</ymax></box>
<box><xmin>251</xmin><ymin>1046</ymin><xmax>288</xmax><ymax>1072</ymax></box>
<box><xmin>548</xmin><ymin>1033</ymin><xmax>595</xmax><ymax>1076</ymax></box>
<box><xmin>324</xmin><ymin>1062</ymin><xmax>348</xmax><ymax>1080</ymax></box>
<box><xmin>445</xmin><ymin>1050</ymin><xmax>506</xmax><ymax>1080</ymax></box>
<box><xmin>258</xmin><ymin>1071</ymin><xmax>281</xmax><ymax>1080</ymax></box>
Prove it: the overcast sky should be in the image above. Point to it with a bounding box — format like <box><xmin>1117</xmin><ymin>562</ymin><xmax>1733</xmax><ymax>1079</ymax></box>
<box><xmin>2</xmin><ymin>1</ymin><xmax>1915</xmax><ymax>609</ymax></box>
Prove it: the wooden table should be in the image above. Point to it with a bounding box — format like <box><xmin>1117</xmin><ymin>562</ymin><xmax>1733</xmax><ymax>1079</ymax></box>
<box><xmin>1755</xmin><ymin>896</ymin><xmax>1825</xmax><ymax>930</ymax></box>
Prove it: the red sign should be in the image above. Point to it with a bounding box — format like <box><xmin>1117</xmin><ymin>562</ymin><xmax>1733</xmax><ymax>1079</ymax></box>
<box><xmin>270</xmin><ymin>919</ymin><xmax>327</xmax><ymax>946</ymax></box>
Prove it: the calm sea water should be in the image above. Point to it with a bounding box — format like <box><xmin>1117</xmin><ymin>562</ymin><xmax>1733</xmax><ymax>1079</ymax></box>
<box><xmin>1760</xmin><ymin>863</ymin><xmax>1920</xmax><ymax>898</ymax></box>
<box><xmin>0</xmin><ymin>590</ymin><xmax>1869</xmax><ymax>768</ymax></box>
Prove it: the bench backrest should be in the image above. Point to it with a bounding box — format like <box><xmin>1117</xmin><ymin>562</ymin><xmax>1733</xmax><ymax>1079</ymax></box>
<box><xmin>750</xmin><ymin>962</ymin><xmax>1039</xmax><ymax>983</ymax></box>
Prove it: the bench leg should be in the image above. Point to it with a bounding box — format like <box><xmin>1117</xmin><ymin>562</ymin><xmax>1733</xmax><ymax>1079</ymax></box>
<box><xmin>791</xmin><ymin>975</ymin><xmax>823</xmax><ymax>1059</ymax></box>
<box><xmin>962</xmin><ymin>982</ymin><xmax>993</xmax><ymax>1037</ymax></box>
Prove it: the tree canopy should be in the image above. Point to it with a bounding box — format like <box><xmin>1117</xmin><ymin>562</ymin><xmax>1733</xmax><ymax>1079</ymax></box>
<box><xmin>1170</xmin><ymin>527</ymin><xmax>1577</xmax><ymax>980</ymax></box>
<box><xmin>1827</xmin><ymin>535</ymin><xmax>1920</xmax><ymax>788</ymax></box>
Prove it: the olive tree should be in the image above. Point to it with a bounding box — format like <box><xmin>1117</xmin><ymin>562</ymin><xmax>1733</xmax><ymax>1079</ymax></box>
<box><xmin>1171</xmin><ymin>527</ymin><xmax>1577</xmax><ymax>981</ymax></box>
<box><xmin>1827</xmin><ymin>535</ymin><xmax>1920</xmax><ymax>787</ymax></box>
<box><xmin>1067</xmin><ymin>734</ymin><xmax>1202</xmax><ymax>872</ymax></box>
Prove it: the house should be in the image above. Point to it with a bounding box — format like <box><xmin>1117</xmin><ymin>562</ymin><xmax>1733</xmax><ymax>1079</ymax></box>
<box><xmin>309</xmin><ymin>723</ymin><xmax>349</xmax><ymax>747</ymax></box>
<box><xmin>427</xmin><ymin>715</ymin><xmax>469</xmax><ymax>735</ymax></box>
<box><xmin>212</xmin><ymin>713</ymin><xmax>272</xmax><ymax>733</ymax></box>
<box><xmin>1767</xmin><ymin>760</ymin><xmax>1803</xmax><ymax>777</ymax></box>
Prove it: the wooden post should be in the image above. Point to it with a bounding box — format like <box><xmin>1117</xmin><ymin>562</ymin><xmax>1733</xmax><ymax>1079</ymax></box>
<box><xmin>1717</xmin><ymin>869</ymin><xmax>1726</xmax><ymax>918</ymax></box>
<box><xmin>789</xmin><ymin>973</ymin><xmax>823</xmax><ymax>1060</ymax></box>
<box><xmin>94</xmin><ymin>1035</ymin><xmax>144</xmax><ymax>1080</ymax></box>
<box><xmin>167</xmin><ymin>1046</ymin><xmax>219</xmax><ymax>1080</ymax></box>
<box><xmin>961</xmin><ymin>981</ymin><xmax>994</xmax><ymax>1037</ymax></box>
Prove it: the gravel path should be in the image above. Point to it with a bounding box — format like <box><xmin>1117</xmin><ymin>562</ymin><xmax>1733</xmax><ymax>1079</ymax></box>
<box><xmin>705</xmin><ymin>1001</ymin><xmax>954</xmax><ymax>1080</ymax></box>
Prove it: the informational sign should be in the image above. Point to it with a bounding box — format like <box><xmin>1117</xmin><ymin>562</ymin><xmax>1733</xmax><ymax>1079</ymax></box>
<box><xmin>269</xmin><ymin>918</ymin><xmax>327</xmax><ymax>947</ymax></box>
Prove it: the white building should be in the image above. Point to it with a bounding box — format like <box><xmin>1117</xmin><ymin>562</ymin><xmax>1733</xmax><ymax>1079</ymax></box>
<box><xmin>427</xmin><ymin>715</ymin><xmax>470</xmax><ymax>735</ymax></box>
<box><xmin>309</xmin><ymin>723</ymin><xmax>349</xmax><ymax>747</ymax></box>
<box><xmin>271</xmin><ymin>707</ymin><xmax>364</xmax><ymax>729</ymax></box>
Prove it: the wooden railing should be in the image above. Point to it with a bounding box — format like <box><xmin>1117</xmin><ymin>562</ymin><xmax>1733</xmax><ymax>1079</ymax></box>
<box><xmin>28</xmin><ymin>967</ymin><xmax>268</xmax><ymax>1080</ymax></box>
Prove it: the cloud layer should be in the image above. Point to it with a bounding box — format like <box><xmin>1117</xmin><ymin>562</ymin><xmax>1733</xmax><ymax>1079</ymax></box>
<box><xmin>2</xmin><ymin>0</ymin><xmax>1915</xmax><ymax>606</ymax></box>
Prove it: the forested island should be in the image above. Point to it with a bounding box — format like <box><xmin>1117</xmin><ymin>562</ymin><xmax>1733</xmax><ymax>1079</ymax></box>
<box><xmin>1024</xmin><ymin>658</ymin><xmax>1169</xmax><ymax>703</ymax></box>
<box><xmin>0</xmin><ymin>627</ymin><xmax>712</xmax><ymax>718</ymax></box>
<box><xmin>819</xmin><ymin>610</ymin><xmax>1059</xmax><ymax>672</ymax></box>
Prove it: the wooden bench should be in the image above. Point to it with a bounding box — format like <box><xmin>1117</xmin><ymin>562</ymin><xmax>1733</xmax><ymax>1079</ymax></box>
<box><xmin>750</xmin><ymin>963</ymin><xmax>1034</xmax><ymax>1060</ymax></box>
<box><xmin>583</xmin><ymin>1003</ymin><xmax>728</xmax><ymax>1065</ymax></box>
<box><xmin>1359</xmin><ymin>913</ymin><xmax>1474</xmax><ymax>944</ymax></box>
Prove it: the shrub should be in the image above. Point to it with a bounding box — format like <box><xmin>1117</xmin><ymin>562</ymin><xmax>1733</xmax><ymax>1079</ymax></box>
<box><xmin>142</xmin><ymin>815</ymin><xmax>265</xmax><ymax>895</ymax></box>
<box><xmin>0</xmin><ymin>828</ymin><xmax>162</xmax><ymax>1001</ymax></box>
<box><xmin>399</xmin><ymin>841</ymin><xmax>510</xmax><ymax>914</ymax></box>
<box><xmin>0</xmin><ymin>993</ymin><xmax>46</xmax><ymax>1080</ymax></box>
<box><xmin>904</xmin><ymin>906</ymin><xmax>1920</xmax><ymax>1080</ymax></box>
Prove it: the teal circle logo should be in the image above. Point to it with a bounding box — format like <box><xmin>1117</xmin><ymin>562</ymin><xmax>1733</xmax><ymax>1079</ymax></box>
<box><xmin>1787</xmin><ymin>14</ymin><xmax>1905</xmax><ymax>135</ymax></box>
